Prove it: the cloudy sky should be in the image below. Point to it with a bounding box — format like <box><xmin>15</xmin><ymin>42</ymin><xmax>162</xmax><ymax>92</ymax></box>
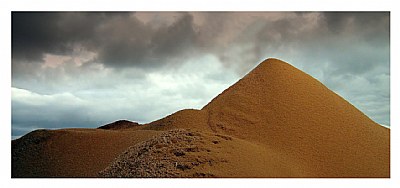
<box><xmin>11</xmin><ymin>12</ymin><xmax>390</xmax><ymax>139</ymax></box>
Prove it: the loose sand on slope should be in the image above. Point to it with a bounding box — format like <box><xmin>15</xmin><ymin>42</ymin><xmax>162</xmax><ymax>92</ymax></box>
<box><xmin>12</xmin><ymin>128</ymin><xmax>160</xmax><ymax>177</ymax></box>
<box><xmin>12</xmin><ymin>58</ymin><xmax>390</xmax><ymax>178</ymax></box>
<box><xmin>99</xmin><ymin>129</ymin><xmax>310</xmax><ymax>178</ymax></box>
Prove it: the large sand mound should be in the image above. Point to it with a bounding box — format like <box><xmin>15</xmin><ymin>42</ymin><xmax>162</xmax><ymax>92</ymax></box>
<box><xmin>201</xmin><ymin>58</ymin><xmax>390</xmax><ymax>177</ymax></box>
<box><xmin>12</xmin><ymin>58</ymin><xmax>390</xmax><ymax>178</ymax></box>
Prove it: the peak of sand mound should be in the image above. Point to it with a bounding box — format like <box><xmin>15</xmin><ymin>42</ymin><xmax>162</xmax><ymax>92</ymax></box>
<box><xmin>98</xmin><ymin>120</ymin><xmax>140</xmax><ymax>130</ymax></box>
<box><xmin>12</xmin><ymin>58</ymin><xmax>389</xmax><ymax>178</ymax></box>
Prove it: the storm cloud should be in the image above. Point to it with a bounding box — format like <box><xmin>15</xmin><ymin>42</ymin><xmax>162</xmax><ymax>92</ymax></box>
<box><xmin>11</xmin><ymin>12</ymin><xmax>390</xmax><ymax>139</ymax></box>
<box><xmin>12</xmin><ymin>12</ymin><xmax>199</xmax><ymax>68</ymax></box>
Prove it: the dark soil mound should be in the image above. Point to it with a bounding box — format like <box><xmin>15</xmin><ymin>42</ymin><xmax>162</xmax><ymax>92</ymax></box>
<box><xmin>98</xmin><ymin>120</ymin><xmax>140</xmax><ymax>130</ymax></box>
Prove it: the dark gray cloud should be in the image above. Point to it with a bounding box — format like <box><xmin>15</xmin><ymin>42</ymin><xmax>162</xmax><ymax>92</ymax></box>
<box><xmin>12</xmin><ymin>12</ymin><xmax>198</xmax><ymax>69</ymax></box>
<box><xmin>12</xmin><ymin>12</ymin><xmax>65</xmax><ymax>61</ymax></box>
<box><xmin>12</xmin><ymin>12</ymin><xmax>114</xmax><ymax>61</ymax></box>
<box><xmin>11</xmin><ymin>12</ymin><xmax>390</xmax><ymax>138</ymax></box>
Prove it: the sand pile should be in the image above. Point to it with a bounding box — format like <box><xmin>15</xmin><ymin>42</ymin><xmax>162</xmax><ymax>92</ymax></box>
<box><xmin>99</xmin><ymin>129</ymin><xmax>220</xmax><ymax>178</ymax></box>
<box><xmin>99</xmin><ymin>128</ymin><xmax>314</xmax><ymax>178</ymax></box>
<box><xmin>12</xmin><ymin>129</ymin><xmax>160</xmax><ymax>177</ymax></box>
<box><xmin>12</xmin><ymin>58</ymin><xmax>390</xmax><ymax>178</ymax></box>
<box><xmin>98</xmin><ymin>120</ymin><xmax>140</xmax><ymax>130</ymax></box>
<box><xmin>201</xmin><ymin>58</ymin><xmax>390</xmax><ymax>177</ymax></box>
<box><xmin>12</xmin><ymin>130</ymin><xmax>56</xmax><ymax>177</ymax></box>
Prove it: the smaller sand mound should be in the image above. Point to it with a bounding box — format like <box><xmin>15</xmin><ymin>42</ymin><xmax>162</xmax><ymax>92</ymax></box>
<box><xmin>98</xmin><ymin>120</ymin><xmax>140</xmax><ymax>130</ymax></box>
<box><xmin>98</xmin><ymin>129</ymin><xmax>228</xmax><ymax>178</ymax></box>
<box><xmin>12</xmin><ymin>129</ymin><xmax>58</xmax><ymax>177</ymax></box>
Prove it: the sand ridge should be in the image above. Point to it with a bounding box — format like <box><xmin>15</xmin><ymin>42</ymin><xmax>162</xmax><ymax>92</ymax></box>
<box><xmin>12</xmin><ymin>58</ymin><xmax>390</xmax><ymax>178</ymax></box>
<box><xmin>98</xmin><ymin>120</ymin><xmax>141</xmax><ymax>130</ymax></box>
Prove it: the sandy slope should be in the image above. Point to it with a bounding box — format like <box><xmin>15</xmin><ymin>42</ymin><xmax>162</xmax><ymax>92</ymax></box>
<box><xmin>12</xmin><ymin>128</ymin><xmax>160</xmax><ymax>177</ymax></box>
<box><xmin>12</xmin><ymin>58</ymin><xmax>390</xmax><ymax>178</ymax></box>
